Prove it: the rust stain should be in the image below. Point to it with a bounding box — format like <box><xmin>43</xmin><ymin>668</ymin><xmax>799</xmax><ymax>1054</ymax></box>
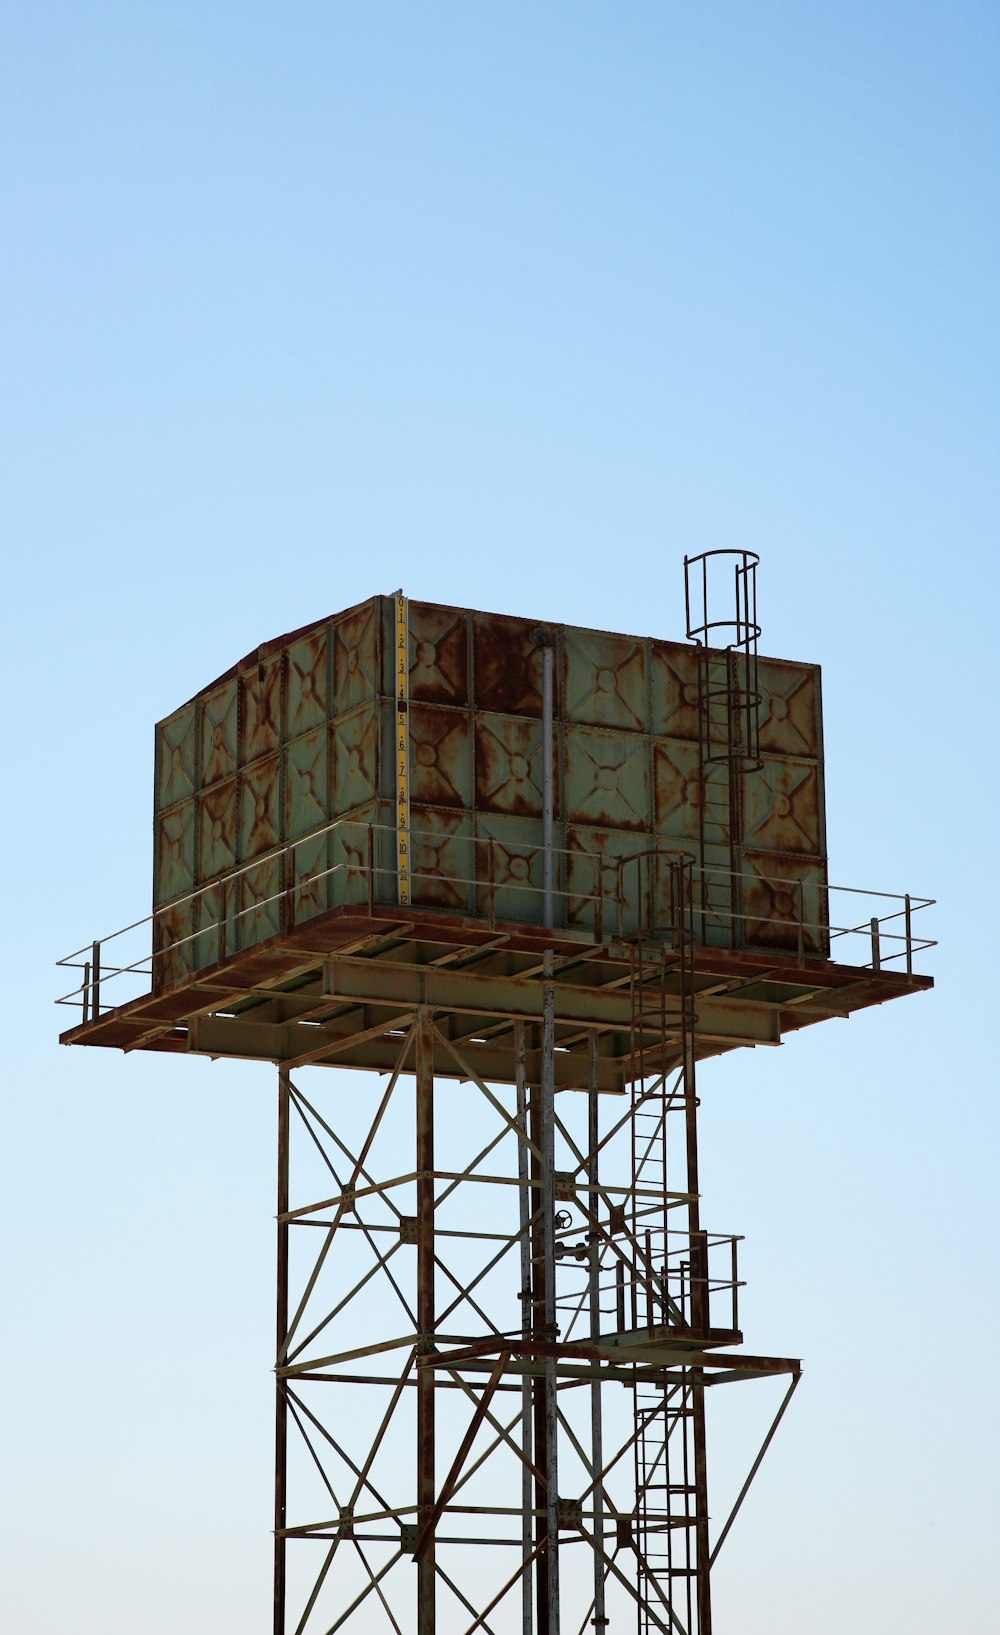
<box><xmin>562</xmin><ymin>628</ymin><xmax>646</xmax><ymax>732</ymax></box>
<box><xmin>756</xmin><ymin>660</ymin><xmax>820</xmax><ymax>758</ymax></box>
<box><xmin>154</xmin><ymin>803</ymin><xmax>195</xmax><ymax>905</ymax></box>
<box><xmin>334</xmin><ymin>601</ymin><xmax>378</xmax><ymax>716</ymax></box>
<box><xmin>200</xmin><ymin>681</ymin><xmax>238</xmax><ymax>786</ymax></box>
<box><xmin>287</xmin><ymin>626</ymin><xmax>329</xmax><ymax>737</ymax></box>
<box><xmin>650</xmin><ymin>643</ymin><xmax>701</xmax><ymax>742</ymax></box>
<box><xmin>241</xmin><ymin>754</ymin><xmax>281</xmax><ymax>859</ymax></box>
<box><xmin>473</xmin><ymin>614</ymin><xmax>543</xmax><ymax>715</ymax></box>
<box><xmin>475</xmin><ymin>715</ymin><xmax>543</xmax><ymax>817</ymax></box>
<box><xmin>743</xmin><ymin>758</ymin><xmax>821</xmax><ymax>855</ymax></box>
<box><xmin>332</xmin><ymin>705</ymin><xmax>378</xmax><ymax>815</ymax></box>
<box><xmin>409</xmin><ymin>604</ymin><xmax>469</xmax><ymax>706</ymax></box>
<box><xmin>242</xmin><ymin>658</ymin><xmax>282</xmax><ymax>763</ymax></box>
<box><xmin>653</xmin><ymin>738</ymin><xmax>704</xmax><ymax>842</ymax></box>
<box><xmin>741</xmin><ymin>852</ymin><xmax>829</xmax><ymax>956</ymax></box>
<box><xmin>156</xmin><ymin>704</ymin><xmax>197</xmax><ymax>812</ymax></box>
<box><xmin>408</xmin><ymin>808</ymin><xmax>471</xmax><ymax>911</ymax></box>
<box><xmin>409</xmin><ymin>705</ymin><xmax>471</xmax><ymax>809</ymax></box>
<box><xmin>563</xmin><ymin>725</ymin><xmax>650</xmax><ymax>831</ymax></box>
<box><xmin>198</xmin><ymin>778</ymin><xmax>238</xmax><ymax>880</ymax></box>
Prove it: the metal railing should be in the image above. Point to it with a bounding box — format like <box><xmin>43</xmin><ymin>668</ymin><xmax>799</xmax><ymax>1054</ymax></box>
<box><xmin>555</xmin><ymin>1225</ymin><xmax>744</xmax><ymax>1338</ymax></box>
<box><xmin>56</xmin><ymin>814</ymin><xmax>935</xmax><ymax>1022</ymax></box>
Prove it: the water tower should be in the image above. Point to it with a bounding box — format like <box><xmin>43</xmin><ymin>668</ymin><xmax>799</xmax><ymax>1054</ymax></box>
<box><xmin>59</xmin><ymin>553</ymin><xmax>932</xmax><ymax>1633</ymax></box>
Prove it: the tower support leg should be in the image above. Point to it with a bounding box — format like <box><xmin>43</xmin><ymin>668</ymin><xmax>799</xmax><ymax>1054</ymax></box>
<box><xmin>274</xmin><ymin>1067</ymin><xmax>290</xmax><ymax>1635</ymax></box>
<box><xmin>416</xmin><ymin>1019</ymin><xmax>436</xmax><ymax>1635</ymax></box>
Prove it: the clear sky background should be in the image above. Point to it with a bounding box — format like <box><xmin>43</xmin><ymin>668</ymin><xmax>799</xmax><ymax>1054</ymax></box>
<box><xmin>3</xmin><ymin>3</ymin><xmax>997</xmax><ymax>1631</ymax></box>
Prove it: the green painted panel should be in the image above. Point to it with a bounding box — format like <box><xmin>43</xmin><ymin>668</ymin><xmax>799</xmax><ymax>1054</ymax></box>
<box><xmin>241</xmin><ymin>656</ymin><xmax>282</xmax><ymax>764</ymax></box>
<box><xmin>650</xmin><ymin>641</ymin><xmax>700</xmax><ymax>742</ymax></box>
<box><xmin>743</xmin><ymin>756</ymin><xmax>822</xmax><ymax>855</ymax></box>
<box><xmin>237</xmin><ymin>856</ymin><xmax>283</xmax><ymax>949</ymax></box>
<box><xmin>756</xmin><ymin>658</ymin><xmax>821</xmax><ymax>759</ymax></box>
<box><xmin>474</xmin><ymin>712</ymin><xmax>544</xmax><ymax>817</ymax></box>
<box><xmin>334</xmin><ymin>600</ymin><xmax>378</xmax><ymax>716</ymax></box>
<box><xmin>155</xmin><ymin>703</ymin><xmax>197</xmax><ymax>812</ymax></box>
<box><xmin>200</xmin><ymin>679</ymin><xmax>238</xmax><ymax>786</ymax></box>
<box><xmin>198</xmin><ymin>778</ymin><xmax>237</xmax><ymax>882</ymax></box>
<box><xmin>653</xmin><ymin>737</ymin><xmax>703</xmax><ymax>843</ymax></box>
<box><xmin>284</xmin><ymin>728</ymin><xmax>328</xmax><ymax>841</ymax></box>
<box><xmin>409</xmin><ymin>705</ymin><xmax>472</xmax><ymax>810</ymax></box>
<box><xmin>408</xmin><ymin>602</ymin><xmax>469</xmax><ymax>706</ymax></box>
<box><xmin>332</xmin><ymin>703</ymin><xmax>378</xmax><ymax>815</ymax></box>
<box><xmin>562</xmin><ymin>626</ymin><xmax>647</xmax><ymax>732</ymax></box>
<box><xmin>563</xmin><ymin>724</ymin><xmax>651</xmax><ymax>832</ymax></box>
<box><xmin>287</xmin><ymin>624</ymin><xmax>330</xmax><ymax>737</ymax></box>
<box><xmin>154</xmin><ymin>801</ymin><xmax>195</xmax><ymax>906</ymax></box>
<box><xmin>473</xmin><ymin>812</ymin><xmax>559</xmax><ymax>927</ymax></box>
<box><xmin>408</xmin><ymin>806</ymin><xmax>475</xmax><ymax>914</ymax></box>
<box><xmin>240</xmin><ymin>754</ymin><xmax>282</xmax><ymax>861</ymax></box>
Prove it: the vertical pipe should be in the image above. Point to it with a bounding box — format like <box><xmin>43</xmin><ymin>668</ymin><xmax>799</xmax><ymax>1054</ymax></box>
<box><xmin>537</xmin><ymin>627</ymin><xmax>560</xmax><ymax>1631</ymax></box>
<box><xmin>416</xmin><ymin>1019</ymin><xmax>436</xmax><ymax>1635</ymax></box>
<box><xmin>541</xmin><ymin>970</ymin><xmax>560</xmax><ymax>1634</ymax></box>
<box><xmin>905</xmin><ymin>894</ymin><xmax>913</xmax><ymax>979</ymax></box>
<box><xmin>870</xmin><ymin>917</ymin><xmax>880</xmax><ymax>970</ymax></box>
<box><xmin>529</xmin><ymin>1080</ymin><xmax>549</xmax><ymax>1631</ymax></box>
<box><xmin>515</xmin><ymin>1023</ymin><xmax>534</xmax><ymax>1635</ymax></box>
<box><xmin>273</xmin><ymin>1068</ymin><xmax>291</xmax><ymax>1635</ymax></box>
<box><xmin>588</xmin><ymin>1033</ymin><xmax>607</xmax><ymax>1632</ymax></box>
<box><xmin>541</xmin><ymin>641</ymin><xmax>554</xmax><ymax>929</ymax></box>
<box><xmin>91</xmin><ymin>940</ymin><xmax>101</xmax><ymax>1020</ymax></box>
<box><xmin>82</xmin><ymin>961</ymin><xmax>91</xmax><ymax>1024</ymax></box>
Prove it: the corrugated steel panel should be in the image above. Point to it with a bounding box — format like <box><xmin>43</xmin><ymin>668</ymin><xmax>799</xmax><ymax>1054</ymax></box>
<box><xmin>475</xmin><ymin>813</ymin><xmax>559</xmax><ymax>926</ymax></box>
<box><xmin>650</xmin><ymin>643</ymin><xmax>700</xmax><ymax>742</ymax></box>
<box><xmin>563</xmin><ymin>725</ymin><xmax>650</xmax><ymax>831</ymax></box>
<box><xmin>200</xmin><ymin>679</ymin><xmax>238</xmax><ymax>786</ymax></box>
<box><xmin>566</xmin><ymin>825</ymin><xmax>648</xmax><ymax>938</ymax></box>
<box><xmin>240</xmin><ymin>755</ymin><xmax>282</xmax><ymax>860</ymax></box>
<box><xmin>284</xmin><ymin>728</ymin><xmax>328</xmax><ymax>840</ymax></box>
<box><xmin>409</xmin><ymin>808</ymin><xmax>475</xmax><ymax>913</ymax></box>
<box><xmin>408</xmin><ymin>602</ymin><xmax>469</xmax><ymax>706</ymax></box>
<box><xmin>473</xmin><ymin>613</ymin><xmax>543</xmax><ymax>715</ymax></box>
<box><xmin>153</xmin><ymin>901</ymin><xmax>193</xmax><ymax>988</ymax></box>
<box><xmin>199</xmin><ymin>779</ymin><xmax>237</xmax><ymax>881</ymax></box>
<box><xmin>334</xmin><ymin>601</ymin><xmax>378</xmax><ymax>716</ymax></box>
<box><xmin>743</xmin><ymin>757</ymin><xmax>822</xmax><ymax>855</ymax></box>
<box><xmin>287</xmin><ymin>625</ymin><xmax>329</xmax><ymax>737</ymax></box>
<box><xmin>409</xmin><ymin>705</ymin><xmax>472</xmax><ymax>810</ymax></box>
<box><xmin>238</xmin><ymin>856</ymin><xmax>283</xmax><ymax>949</ymax></box>
<box><xmin>154</xmin><ymin>802</ymin><xmax>195</xmax><ymax>906</ymax></box>
<box><xmin>332</xmin><ymin>703</ymin><xmax>378</xmax><ymax>815</ymax></box>
<box><xmin>241</xmin><ymin>656</ymin><xmax>282</xmax><ymax>763</ymax></box>
<box><xmin>474</xmin><ymin>712</ymin><xmax>545</xmax><ymax>817</ymax></box>
<box><xmin>741</xmin><ymin>851</ymin><xmax>829</xmax><ymax>956</ymax></box>
<box><xmin>653</xmin><ymin>737</ymin><xmax>704</xmax><ymax>843</ymax></box>
<box><xmin>756</xmin><ymin>658</ymin><xmax>821</xmax><ymax>759</ymax></box>
<box><xmin>155</xmin><ymin>703</ymin><xmax>197</xmax><ymax>812</ymax></box>
<box><xmin>562</xmin><ymin>626</ymin><xmax>646</xmax><ymax>732</ymax></box>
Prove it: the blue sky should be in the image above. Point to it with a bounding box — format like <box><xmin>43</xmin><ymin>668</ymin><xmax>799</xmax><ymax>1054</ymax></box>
<box><xmin>3</xmin><ymin>5</ymin><xmax>997</xmax><ymax>1631</ymax></box>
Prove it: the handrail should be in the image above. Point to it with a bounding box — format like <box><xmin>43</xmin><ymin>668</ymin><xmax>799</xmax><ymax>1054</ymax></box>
<box><xmin>56</xmin><ymin>817</ymin><xmax>935</xmax><ymax>1020</ymax></box>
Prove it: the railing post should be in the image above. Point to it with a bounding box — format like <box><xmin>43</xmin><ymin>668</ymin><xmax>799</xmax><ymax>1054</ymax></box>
<box><xmin>797</xmin><ymin>880</ymin><xmax>805</xmax><ymax>965</ymax></box>
<box><xmin>731</xmin><ymin>1238</ymin><xmax>739</xmax><ymax>1333</ymax></box>
<box><xmin>366</xmin><ymin>825</ymin><xmax>374</xmax><ymax>916</ymax></box>
<box><xmin>488</xmin><ymin>838</ymin><xmax>496</xmax><ymax>929</ymax></box>
<box><xmin>870</xmin><ymin>916</ymin><xmax>880</xmax><ymax>970</ymax></box>
<box><xmin>91</xmin><ymin>940</ymin><xmax>101</xmax><ymax>1020</ymax></box>
<box><xmin>82</xmin><ymin>960</ymin><xmax>91</xmax><ymax>1024</ymax></box>
<box><xmin>905</xmin><ymin>893</ymin><xmax>913</xmax><ymax>979</ymax></box>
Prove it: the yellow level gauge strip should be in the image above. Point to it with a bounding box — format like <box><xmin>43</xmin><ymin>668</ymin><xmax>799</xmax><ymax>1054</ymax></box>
<box><xmin>395</xmin><ymin>593</ymin><xmax>410</xmax><ymax>906</ymax></box>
